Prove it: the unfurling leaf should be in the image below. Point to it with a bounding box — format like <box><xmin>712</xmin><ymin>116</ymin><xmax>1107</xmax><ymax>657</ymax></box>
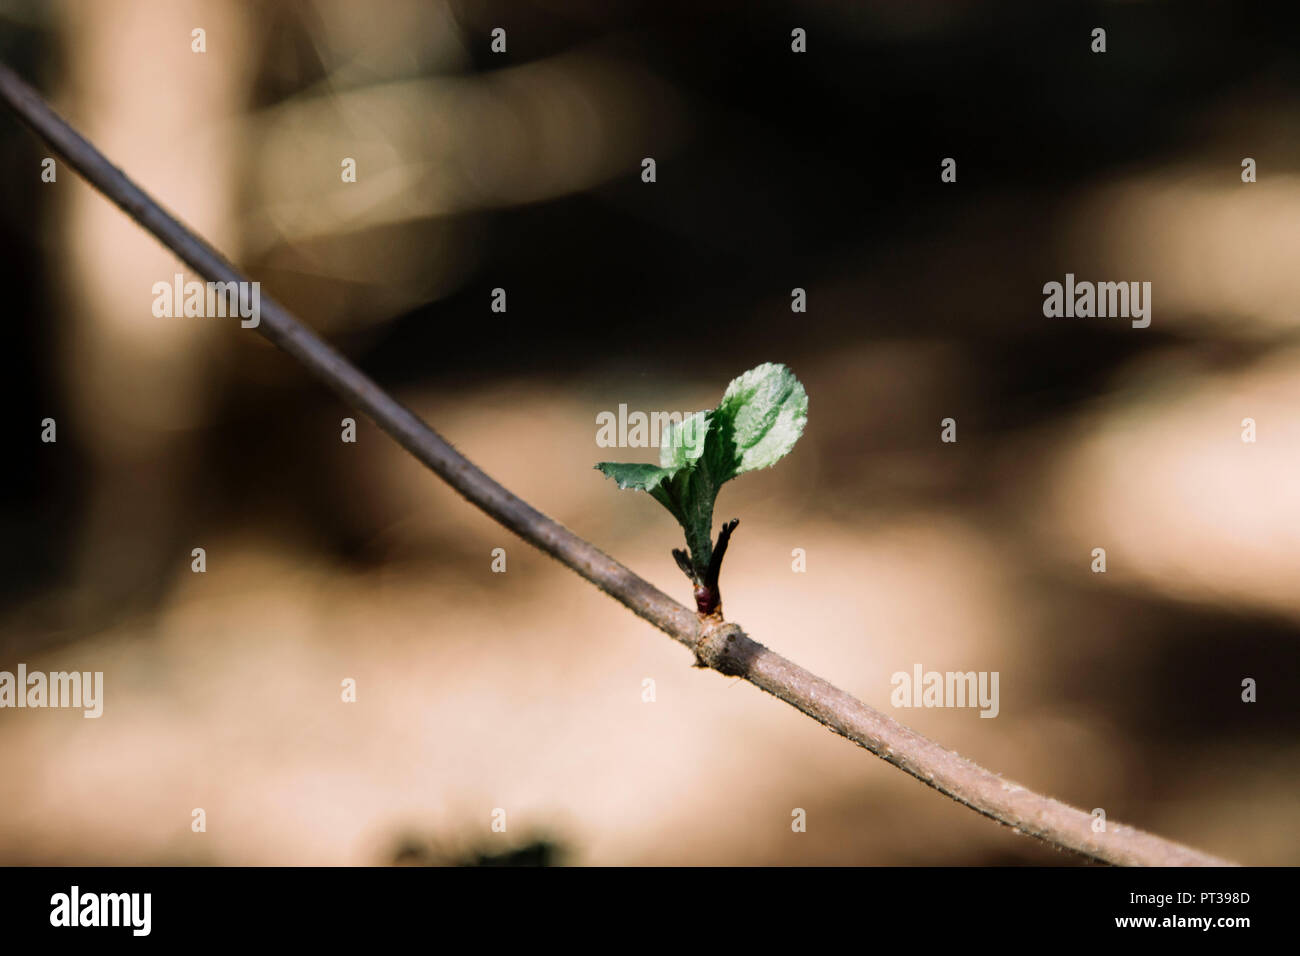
<box><xmin>595</xmin><ymin>363</ymin><xmax>807</xmax><ymax>611</ymax></box>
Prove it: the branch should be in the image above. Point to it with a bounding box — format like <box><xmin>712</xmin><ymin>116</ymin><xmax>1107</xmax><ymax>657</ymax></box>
<box><xmin>0</xmin><ymin>63</ymin><xmax>1235</xmax><ymax>867</ymax></box>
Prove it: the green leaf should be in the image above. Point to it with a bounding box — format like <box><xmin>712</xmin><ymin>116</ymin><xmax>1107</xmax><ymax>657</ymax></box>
<box><xmin>593</xmin><ymin>461</ymin><xmax>678</xmax><ymax>494</ymax></box>
<box><xmin>712</xmin><ymin>362</ymin><xmax>808</xmax><ymax>477</ymax></box>
<box><xmin>595</xmin><ymin>363</ymin><xmax>807</xmax><ymax>585</ymax></box>
<box><xmin>648</xmin><ymin>463</ymin><xmax>717</xmax><ymax>577</ymax></box>
<box><xmin>658</xmin><ymin>410</ymin><xmax>711</xmax><ymax>468</ymax></box>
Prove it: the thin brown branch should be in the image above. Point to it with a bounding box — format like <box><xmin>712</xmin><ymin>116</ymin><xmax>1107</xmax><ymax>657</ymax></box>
<box><xmin>0</xmin><ymin>62</ymin><xmax>1235</xmax><ymax>866</ymax></box>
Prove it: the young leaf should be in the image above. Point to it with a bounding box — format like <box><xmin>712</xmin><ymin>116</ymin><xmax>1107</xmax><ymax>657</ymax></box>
<box><xmin>658</xmin><ymin>410</ymin><xmax>711</xmax><ymax>469</ymax></box>
<box><xmin>595</xmin><ymin>363</ymin><xmax>807</xmax><ymax>613</ymax></box>
<box><xmin>595</xmin><ymin>411</ymin><xmax>712</xmax><ymax>552</ymax></box>
<box><xmin>593</xmin><ymin>462</ymin><xmax>678</xmax><ymax>494</ymax></box>
<box><xmin>714</xmin><ymin>362</ymin><xmax>808</xmax><ymax>476</ymax></box>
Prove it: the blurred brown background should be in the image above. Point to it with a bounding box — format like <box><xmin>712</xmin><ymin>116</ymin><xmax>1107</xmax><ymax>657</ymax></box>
<box><xmin>0</xmin><ymin>0</ymin><xmax>1297</xmax><ymax>865</ymax></box>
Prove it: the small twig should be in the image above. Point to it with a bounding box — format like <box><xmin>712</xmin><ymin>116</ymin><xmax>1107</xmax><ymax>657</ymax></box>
<box><xmin>0</xmin><ymin>63</ymin><xmax>1235</xmax><ymax>866</ymax></box>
